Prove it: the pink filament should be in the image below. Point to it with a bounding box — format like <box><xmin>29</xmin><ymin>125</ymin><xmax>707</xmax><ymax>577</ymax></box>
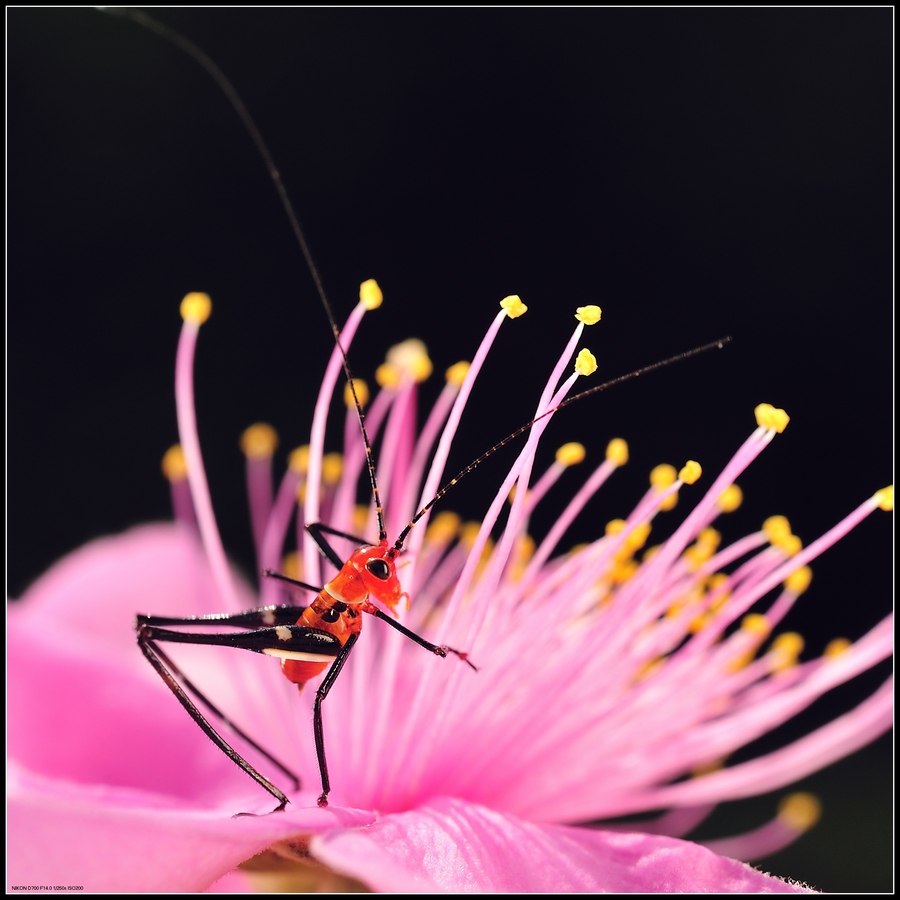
<box><xmin>174</xmin><ymin>319</ymin><xmax>239</xmax><ymax>611</ymax></box>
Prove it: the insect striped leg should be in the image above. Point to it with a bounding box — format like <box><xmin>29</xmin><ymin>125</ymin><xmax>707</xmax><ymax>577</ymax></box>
<box><xmin>136</xmin><ymin>605</ymin><xmax>310</xmax><ymax>630</ymax></box>
<box><xmin>137</xmin><ymin>630</ymin><xmax>294</xmax><ymax>815</ymax></box>
<box><xmin>312</xmin><ymin>631</ymin><xmax>359</xmax><ymax>807</ymax></box>
<box><xmin>370</xmin><ymin>609</ymin><xmax>477</xmax><ymax>671</ymax></box>
<box><xmin>136</xmin><ymin>617</ymin><xmax>344</xmax><ymax>814</ymax></box>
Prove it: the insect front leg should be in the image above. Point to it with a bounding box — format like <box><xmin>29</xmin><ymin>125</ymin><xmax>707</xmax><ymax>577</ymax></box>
<box><xmin>371</xmin><ymin>609</ymin><xmax>478</xmax><ymax>671</ymax></box>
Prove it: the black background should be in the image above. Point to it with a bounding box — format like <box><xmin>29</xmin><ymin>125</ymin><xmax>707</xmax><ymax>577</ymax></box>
<box><xmin>8</xmin><ymin>8</ymin><xmax>892</xmax><ymax>891</ymax></box>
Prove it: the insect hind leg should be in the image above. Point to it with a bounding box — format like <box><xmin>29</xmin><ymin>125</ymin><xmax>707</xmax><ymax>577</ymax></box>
<box><xmin>136</xmin><ymin>604</ymin><xmax>310</xmax><ymax>630</ymax></box>
<box><xmin>136</xmin><ymin>624</ymin><xmax>297</xmax><ymax>815</ymax></box>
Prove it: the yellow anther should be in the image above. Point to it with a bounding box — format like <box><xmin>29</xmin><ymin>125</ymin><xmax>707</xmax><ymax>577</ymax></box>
<box><xmin>784</xmin><ymin>566</ymin><xmax>813</xmax><ymax>595</ymax></box>
<box><xmin>730</xmin><ymin>618</ymin><xmax>774</xmax><ymax>672</ymax></box>
<box><xmin>776</xmin><ymin>532</ymin><xmax>803</xmax><ymax>557</ymax></box>
<box><xmin>352</xmin><ymin>505</ymin><xmax>369</xmax><ymax>535</ymax></box>
<box><xmin>575</xmin><ymin>348</ymin><xmax>598</xmax><ymax>376</ymax></box>
<box><xmin>387</xmin><ymin>339</ymin><xmax>433</xmax><ymax>384</ymax></box>
<box><xmin>240</xmin><ymin>423</ymin><xmax>279</xmax><ymax>460</ymax></box>
<box><xmin>375</xmin><ymin>362</ymin><xmax>399</xmax><ymax>389</ymax></box>
<box><xmin>295</xmin><ymin>482</ymin><xmax>307</xmax><ymax>505</ymax></box>
<box><xmin>445</xmin><ymin>361</ymin><xmax>470</xmax><ymax>387</ymax></box>
<box><xmin>697</xmin><ymin>528</ymin><xmax>721</xmax><ymax>551</ymax></box>
<box><xmin>874</xmin><ymin>485</ymin><xmax>893</xmax><ymax>511</ymax></box>
<box><xmin>763</xmin><ymin>515</ymin><xmax>792</xmax><ymax>544</ymax></box>
<box><xmin>359</xmin><ymin>278</ymin><xmax>383</xmax><ymax>310</ymax></box>
<box><xmin>650</xmin><ymin>464</ymin><xmax>677</xmax><ymax>490</ymax></box>
<box><xmin>679</xmin><ymin>460</ymin><xmax>702</xmax><ymax>485</ymax></box>
<box><xmin>659</xmin><ymin>493</ymin><xmax>679</xmax><ymax>512</ymax></box>
<box><xmin>500</xmin><ymin>295</ymin><xmax>527</xmax><ymax>318</ymax></box>
<box><xmin>605</xmin><ymin>518</ymin><xmax>627</xmax><ymax>536</ymax></box>
<box><xmin>693</xmin><ymin>759</ymin><xmax>725</xmax><ymax>777</ymax></box>
<box><xmin>321</xmin><ymin>452</ymin><xmax>343</xmax><ymax>486</ymax></box>
<box><xmin>574</xmin><ymin>305</ymin><xmax>602</xmax><ymax>325</ymax></box>
<box><xmin>459</xmin><ymin>523</ymin><xmax>495</xmax><ymax>568</ymax></box>
<box><xmin>717</xmin><ymin>484</ymin><xmax>743</xmax><ymax>512</ymax></box>
<box><xmin>613</xmin><ymin>559</ymin><xmax>639</xmax><ymax>584</ymax></box>
<box><xmin>425</xmin><ymin>510</ymin><xmax>462</xmax><ymax>544</ymax></box>
<box><xmin>161</xmin><ymin>444</ymin><xmax>188</xmax><ymax>482</ymax></box>
<box><xmin>605</xmin><ymin>437</ymin><xmax>629</xmax><ymax>467</ymax></box>
<box><xmin>460</xmin><ymin>521</ymin><xmax>484</xmax><ymax>550</ymax></box>
<box><xmin>624</xmin><ymin>522</ymin><xmax>651</xmax><ymax>554</ymax></box>
<box><xmin>770</xmin><ymin>632</ymin><xmax>804</xmax><ymax>671</ymax></box>
<box><xmin>510</xmin><ymin>534</ymin><xmax>536</xmax><ymax>580</ymax></box>
<box><xmin>708</xmin><ymin>572</ymin><xmax>730</xmax><ymax>593</ymax></box>
<box><xmin>778</xmin><ymin>793</ymin><xmax>822</xmax><ymax>832</ymax></box>
<box><xmin>824</xmin><ymin>637</ymin><xmax>851</xmax><ymax>658</ymax></box>
<box><xmin>664</xmin><ymin>598</ymin><xmax>686</xmax><ymax>619</ymax></box>
<box><xmin>179</xmin><ymin>292</ymin><xmax>212</xmax><ymax>325</ymax></box>
<box><xmin>754</xmin><ymin>403</ymin><xmax>790</xmax><ymax>433</ymax></box>
<box><xmin>288</xmin><ymin>445</ymin><xmax>310</xmax><ymax>475</ymax></box>
<box><xmin>727</xmin><ymin>651</ymin><xmax>755</xmax><ymax>674</ymax></box>
<box><xmin>741</xmin><ymin>613</ymin><xmax>771</xmax><ymax>639</ymax></box>
<box><xmin>344</xmin><ymin>378</ymin><xmax>370</xmax><ymax>408</ymax></box>
<box><xmin>706</xmin><ymin>573</ymin><xmax>730</xmax><ymax>609</ymax></box>
<box><xmin>689</xmin><ymin>611</ymin><xmax>715</xmax><ymax>634</ymax></box>
<box><xmin>556</xmin><ymin>442</ymin><xmax>586</xmax><ymax>467</ymax></box>
<box><xmin>651</xmin><ymin>464</ymin><xmax>679</xmax><ymax>510</ymax></box>
<box><xmin>642</xmin><ymin>544</ymin><xmax>660</xmax><ymax>562</ymax></box>
<box><xmin>280</xmin><ymin>551</ymin><xmax>301</xmax><ymax>581</ymax></box>
<box><xmin>684</xmin><ymin>543</ymin><xmax>715</xmax><ymax>571</ymax></box>
<box><xmin>635</xmin><ymin>657</ymin><xmax>665</xmax><ymax>682</ymax></box>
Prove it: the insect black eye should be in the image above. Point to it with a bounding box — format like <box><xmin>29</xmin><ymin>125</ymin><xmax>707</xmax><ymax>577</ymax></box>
<box><xmin>365</xmin><ymin>558</ymin><xmax>391</xmax><ymax>580</ymax></box>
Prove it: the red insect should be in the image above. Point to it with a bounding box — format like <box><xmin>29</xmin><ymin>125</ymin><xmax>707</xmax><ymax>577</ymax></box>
<box><xmin>138</xmin><ymin>518</ymin><xmax>475</xmax><ymax>813</ymax></box>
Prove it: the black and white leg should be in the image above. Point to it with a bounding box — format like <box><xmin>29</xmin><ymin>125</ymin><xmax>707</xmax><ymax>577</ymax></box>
<box><xmin>311</xmin><ymin>631</ymin><xmax>359</xmax><ymax>807</ymax></box>
<box><xmin>371</xmin><ymin>609</ymin><xmax>477</xmax><ymax>670</ymax></box>
<box><xmin>135</xmin><ymin>615</ymin><xmax>342</xmax><ymax>814</ymax></box>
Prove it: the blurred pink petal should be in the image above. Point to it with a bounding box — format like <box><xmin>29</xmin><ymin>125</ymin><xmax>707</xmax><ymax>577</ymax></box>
<box><xmin>312</xmin><ymin>797</ymin><xmax>812</xmax><ymax>892</ymax></box>
<box><xmin>10</xmin><ymin>523</ymin><xmax>257</xmax><ymax>664</ymax></box>
<box><xmin>8</xmin><ymin>761</ymin><xmax>373</xmax><ymax>892</ymax></box>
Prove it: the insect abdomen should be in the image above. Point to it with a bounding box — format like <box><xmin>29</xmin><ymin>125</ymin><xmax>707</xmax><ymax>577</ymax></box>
<box><xmin>279</xmin><ymin>593</ymin><xmax>361</xmax><ymax>689</ymax></box>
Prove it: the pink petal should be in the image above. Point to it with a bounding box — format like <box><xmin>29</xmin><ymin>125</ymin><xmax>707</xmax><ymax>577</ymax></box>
<box><xmin>8</xmin><ymin>763</ymin><xmax>375</xmax><ymax>892</ymax></box>
<box><xmin>9</xmin><ymin>524</ymin><xmax>309</xmax><ymax>785</ymax></box>
<box><xmin>8</xmin><ymin>614</ymin><xmax>246</xmax><ymax>799</ymax></box>
<box><xmin>311</xmin><ymin>797</ymin><xmax>813</xmax><ymax>892</ymax></box>
<box><xmin>10</xmin><ymin>523</ymin><xmax>259</xmax><ymax>672</ymax></box>
<box><xmin>8</xmin><ymin>524</ymin><xmax>288</xmax><ymax>800</ymax></box>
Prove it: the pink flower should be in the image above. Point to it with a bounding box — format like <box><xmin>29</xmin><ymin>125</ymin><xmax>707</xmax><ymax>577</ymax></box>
<box><xmin>8</xmin><ymin>289</ymin><xmax>891</xmax><ymax>893</ymax></box>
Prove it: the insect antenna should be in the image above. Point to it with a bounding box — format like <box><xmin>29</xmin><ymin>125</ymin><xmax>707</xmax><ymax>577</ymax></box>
<box><xmin>103</xmin><ymin>8</ymin><xmax>728</xmax><ymax>559</ymax></box>
<box><xmin>392</xmin><ymin>336</ymin><xmax>731</xmax><ymax>552</ymax></box>
<box><xmin>102</xmin><ymin>7</ymin><xmax>388</xmax><ymax>541</ymax></box>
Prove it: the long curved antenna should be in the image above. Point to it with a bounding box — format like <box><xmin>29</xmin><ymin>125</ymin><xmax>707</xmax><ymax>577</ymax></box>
<box><xmin>100</xmin><ymin>6</ymin><xmax>387</xmax><ymax>540</ymax></box>
<box><xmin>102</xmin><ymin>9</ymin><xmax>731</xmax><ymax>554</ymax></box>
<box><xmin>393</xmin><ymin>336</ymin><xmax>731</xmax><ymax>551</ymax></box>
